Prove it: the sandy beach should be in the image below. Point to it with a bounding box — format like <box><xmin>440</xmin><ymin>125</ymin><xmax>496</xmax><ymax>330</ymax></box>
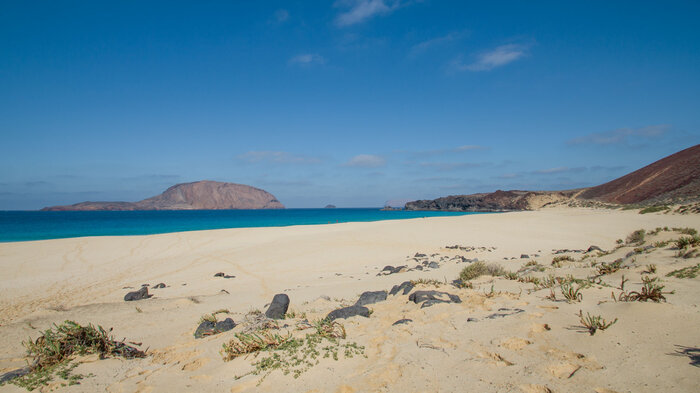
<box><xmin>1</xmin><ymin>207</ymin><xmax>699</xmax><ymax>392</ymax></box>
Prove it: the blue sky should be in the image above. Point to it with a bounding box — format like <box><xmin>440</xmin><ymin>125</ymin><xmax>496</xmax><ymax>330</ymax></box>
<box><xmin>1</xmin><ymin>1</ymin><xmax>699</xmax><ymax>209</ymax></box>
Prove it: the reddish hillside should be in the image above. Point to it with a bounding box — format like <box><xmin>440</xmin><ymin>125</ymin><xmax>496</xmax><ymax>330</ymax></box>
<box><xmin>578</xmin><ymin>144</ymin><xmax>700</xmax><ymax>204</ymax></box>
<box><xmin>42</xmin><ymin>181</ymin><xmax>285</xmax><ymax>211</ymax></box>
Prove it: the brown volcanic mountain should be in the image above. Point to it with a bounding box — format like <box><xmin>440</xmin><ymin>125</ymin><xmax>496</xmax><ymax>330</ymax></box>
<box><xmin>42</xmin><ymin>181</ymin><xmax>285</xmax><ymax>211</ymax></box>
<box><xmin>406</xmin><ymin>144</ymin><xmax>700</xmax><ymax>211</ymax></box>
<box><xmin>577</xmin><ymin>144</ymin><xmax>700</xmax><ymax>204</ymax></box>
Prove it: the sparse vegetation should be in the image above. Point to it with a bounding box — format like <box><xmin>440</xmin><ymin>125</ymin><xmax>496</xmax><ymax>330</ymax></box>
<box><xmin>551</xmin><ymin>255</ymin><xmax>574</xmax><ymax>267</ymax></box>
<box><xmin>639</xmin><ymin>205</ymin><xmax>669</xmax><ymax>214</ymax></box>
<box><xmin>642</xmin><ymin>264</ymin><xmax>657</xmax><ymax>274</ymax></box>
<box><xmin>673</xmin><ymin>227</ymin><xmax>698</xmax><ymax>236</ymax></box>
<box><xmin>410</xmin><ymin>278</ymin><xmax>443</xmax><ymax>287</ymax></box>
<box><xmin>596</xmin><ymin>259</ymin><xmax>625</xmax><ymax>276</ymax></box>
<box><xmin>560</xmin><ymin>283</ymin><xmax>583</xmax><ymax>303</ymax></box>
<box><xmin>458</xmin><ymin>262</ymin><xmax>505</xmax><ymax>283</ymax></box>
<box><xmin>613</xmin><ymin>276</ymin><xmax>674</xmax><ymax>302</ymax></box>
<box><xmin>578</xmin><ymin>310</ymin><xmax>617</xmax><ymax>335</ymax></box>
<box><xmin>224</xmin><ymin>319</ymin><xmax>364</xmax><ymax>383</ymax></box>
<box><xmin>626</xmin><ymin>229</ymin><xmax>646</xmax><ymax>245</ymax></box>
<box><xmin>7</xmin><ymin>321</ymin><xmax>145</xmax><ymax>390</ymax></box>
<box><xmin>666</xmin><ymin>263</ymin><xmax>700</xmax><ymax>279</ymax></box>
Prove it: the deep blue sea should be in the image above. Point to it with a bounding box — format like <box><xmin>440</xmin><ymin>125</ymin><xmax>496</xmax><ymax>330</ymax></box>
<box><xmin>0</xmin><ymin>209</ymin><xmax>482</xmax><ymax>243</ymax></box>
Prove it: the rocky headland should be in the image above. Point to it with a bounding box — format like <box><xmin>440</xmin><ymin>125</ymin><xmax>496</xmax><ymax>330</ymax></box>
<box><xmin>406</xmin><ymin>144</ymin><xmax>700</xmax><ymax>212</ymax></box>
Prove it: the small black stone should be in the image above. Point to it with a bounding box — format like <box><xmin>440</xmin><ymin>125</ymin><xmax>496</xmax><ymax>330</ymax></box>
<box><xmin>389</xmin><ymin>281</ymin><xmax>414</xmax><ymax>296</ymax></box>
<box><xmin>355</xmin><ymin>291</ymin><xmax>387</xmax><ymax>306</ymax></box>
<box><xmin>124</xmin><ymin>286</ymin><xmax>150</xmax><ymax>301</ymax></box>
<box><xmin>153</xmin><ymin>283</ymin><xmax>166</xmax><ymax>289</ymax></box>
<box><xmin>264</xmin><ymin>294</ymin><xmax>290</xmax><ymax>319</ymax></box>
<box><xmin>0</xmin><ymin>366</ymin><xmax>31</xmax><ymax>383</ymax></box>
<box><xmin>326</xmin><ymin>305</ymin><xmax>370</xmax><ymax>321</ymax></box>
<box><xmin>392</xmin><ymin>318</ymin><xmax>412</xmax><ymax>326</ymax></box>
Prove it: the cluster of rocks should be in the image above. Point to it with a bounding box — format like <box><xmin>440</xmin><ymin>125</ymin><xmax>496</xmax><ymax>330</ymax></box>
<box><xmin>378</xmin><ymin>251</ymin><xmax>483</xmax><ymax>277</ymax></box>
<box><xmin>123</xmin><ymin>282</ymin><xmax>167</xmax><ymax>301</ymax></box>
<box><xmin>445</xmin><ymin>245</ymin><xmax>496</xmax><ymax>252</ymax></box>
<box><xmin>194</xmin><ymin>318</ymin><xmax>237</xmax><ymax>338</ymax></box>
<box><xmin>326</xmin><ymin>281</ymin><xmax>462</xmax><ymax>323</ymax></box>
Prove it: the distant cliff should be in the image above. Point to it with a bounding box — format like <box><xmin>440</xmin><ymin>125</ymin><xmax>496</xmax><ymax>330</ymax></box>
<box><xmin>405</xmin><ymin>190</ymin><xmax>577</xmax><ymax>212</ymax></box>
<box><xmin>42</xmin><ymin>181</ymin><xmax>285</xmax><ymax>211</ymax></box>
<box><xmin>405</xmin><ymin>144</ymin><xmax>700</xmax><ymax>211</ymax></box>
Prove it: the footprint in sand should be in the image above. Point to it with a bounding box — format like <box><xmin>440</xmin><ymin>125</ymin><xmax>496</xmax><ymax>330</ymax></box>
<box><xmin>546</xmin><ymin>362</ymin><xmax>581</xmax><ymax>379</ymax></box>
<box><xmin>181</xmin><ymin>358</ymin><xmax>208</xmax><ymax>371</ymax></box>
<box><xmin>478</xmin><ymin>351</ymin><xmax>514</xmax><ymax>366</ymax></box>
<box><xmin>519</xmin><ymin>384</ymin><xmax>553</xmax><ymax>393</ymax></box>
<box><xmin>498</xmin><ymin>337</ymin><xmax>532</xmax><ymax>350</ymax></box>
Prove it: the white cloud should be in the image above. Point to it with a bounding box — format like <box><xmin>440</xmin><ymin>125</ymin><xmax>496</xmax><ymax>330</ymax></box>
<box><xmin>409</xmin><ymin>31</ymin><xmax>465</xmax><ymax>57</ymax></box>
<box><xmin>288</xmin><ymin>53</ymin><xmax>325</xmax><ymax>66</ymax></box>
<box><xmin>335</xmin><ymin>0</ymin><xmax>401</xmax><ymax>27</ymax></box>
<box><xmin>568</xmin><ymin>125</ymin><xmax>671</xmax><ymax>145</ymax></box>
<box><xmin>454</xmin><ymin>44</ymin><xmax>529</xmax><ymax>72</ymax></box>
<box><xmin>455</xmin><ymin>145</ymin><xmax>484</xmax><ymax>151</ymax></box>
<box><xmin>343</xmin><ymin>154</ymin><xmax>386</xmax><ymax>168</ymax></box>
<box><xmin>274</xmin><ymin>9</ymin><xmax>289</xmax><ymax>22</ymax></box>
<box><xmin>236</xmin><ymin>151</ymin><xmax>321</xmax><ymax>165</ymax></box>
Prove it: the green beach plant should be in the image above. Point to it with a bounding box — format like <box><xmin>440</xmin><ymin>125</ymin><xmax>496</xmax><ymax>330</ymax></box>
<box><xmin>578</xmin><ymin>310</ymin><xmax>617</xmax><ymax>335</ymax></box>
<box><xmin>7</xmin><ymin>321</ymin><xmax>145</xmax><ymax>390</ymax></box>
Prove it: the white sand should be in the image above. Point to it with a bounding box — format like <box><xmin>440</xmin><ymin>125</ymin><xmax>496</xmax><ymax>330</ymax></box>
<box><xmin>0</xmin><ymin>207</ymin><xmax>698</xmax><ymax>392</ymax></box>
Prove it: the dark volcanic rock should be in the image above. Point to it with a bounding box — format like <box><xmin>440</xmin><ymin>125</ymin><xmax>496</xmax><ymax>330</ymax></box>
<box><xmin>392</xmin><ymin>318</ymin><xmax>413</xmax><ymax>326</ymax></box>
<box><xmin>214</xmin><ymin>272</ymin><xmax>235</xmax><ymax>278</ymax></box>
<box><xmin>124</xmin><ymin>287</ymin><xmax>150</xmax><ymax>301</ymax></box>
<box><xmin>587</xmin><ymin>245</ymin><xmax>603</xmax><ymax>253</ymax></box>
<box><xmin>390</xmin><ymin>281</ymin><xmax>415</xmax><ymax>296</ymax></box>
<box><xmin>355</xmin><ymin>291</ymin><xmax>388</xmax><ymax>306</ymax></box>
<box><xmin>194</xmin><ymin>318</ymin><xmax>236</xmax><ymax>338</ymax></box>
<box><xmin>378</xmin><ymin>265</ymin><xmax>407</xmax><ymax>275</ymax></box>
<box><xmin>153</xmin><ymin>283</ymin><xmax>166</xmax><ymax>289</ymax></box>
<box><xmin>408</xmin><ymin>291</ymin><xmax>461</xmax><ymax>308</ymax></box>
<box><xmin>264</xmin><ymin>294</ymin><xmax>290</xmax><ymax>319</ymax></box>
<box><xmin>428</xmin><ymin>262</ymin><xmax>440</xmax><ymax>269</ymax></box>
<box><xmin>0</xmin><ymin>367</ymin><xmax>31</xmax><ymax>383</ymax></box>
<box><xmin>326</xmin><ymin>305</ymin><xmax>370</xmax><ymax>321</ymax></box>
<box><xmin>520</xmin><ymin>254</ymin><xmax>529</xmax><ymax>259</ymax></box>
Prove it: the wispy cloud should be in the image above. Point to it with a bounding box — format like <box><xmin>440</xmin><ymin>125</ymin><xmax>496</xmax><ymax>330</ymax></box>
<box><xmin>343</xmin><ymin>154</ymin><xmax>386</xmax><ymax>168</ymax></box>
<box><xmin>418</xmin><ymin>162</ymin><xmax>482</xmax><ymax>171</ymax></box>
<box><xmin>274</xmin><ymin>9</ymin><xmax>289</xmax><ymax>22</ymax></box>
<box><xmin>533</xmin><ymin>167</ymin><xmax>581</xmax><ymax>175</ymax></box>
<box><xmin>288</xmin><ymin>53</ymin><xmax>325</xmax><ymax>66</ymax></box>
<box><xmin>407</xmin><ymin>144</ymin><xmax>487</xmax><ymax>158</ymax></box>
<box><xmin>237</xmin><ymin>151</ymin><xmax>322</xmax><ymax>165</ymax></box>
<box><xmin>453</xmin><ymin>43</ymin><xmax>530</xmax><ymax>72</ymax></box>
<box><xmin>568</xmin><ymin>125</ymin><xmax>671</xmax><ymax>145</ymax></box>
<box><xmin>409</xmin><ymin>31</ymin><xmax>466</xmax><ymax>57</ymax></box>
<box><xmin>334</xmin><ymin>0</ymin><xmax>402</xmax><ymax>27</ymax></box>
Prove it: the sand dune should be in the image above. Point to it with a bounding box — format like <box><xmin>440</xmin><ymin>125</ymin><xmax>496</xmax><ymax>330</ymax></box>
<box><xmin>1</xmin><ymin>207</ymin><xmax>699</xmax><ymax>392</ymax></box>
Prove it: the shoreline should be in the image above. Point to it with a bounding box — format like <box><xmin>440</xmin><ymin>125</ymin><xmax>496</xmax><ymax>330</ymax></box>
<box><xmin>1</xmin><ymin>207</ymin><xmax>699</xmax><ymax>392</ymax></box>
<box><xmin>0</xmin><ymin>208</ymin><xmax>483</xmax><ymax>243</ymax></box>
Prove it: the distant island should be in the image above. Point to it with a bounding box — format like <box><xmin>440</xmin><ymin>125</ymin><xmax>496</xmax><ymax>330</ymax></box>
<box><xmin>405</xmin><ymin>144</ymin><xmax>700</xmax><ymax>211</ymax></box>
<box><xmin>324</xmin><ymin>205</ymin><xmax>336</xmax><ymax>209</ymax></box>
<box><xmin>42</xmin><ymin>181</ymin><xmax>285</xmax><ymax>211</ymax></box>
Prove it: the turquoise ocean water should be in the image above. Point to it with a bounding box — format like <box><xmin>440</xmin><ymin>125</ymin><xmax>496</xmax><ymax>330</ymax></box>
<box><xmin>0</xmin><ymin>209</ymin><xmax>483</xmax><ymax>243</ymax></box>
